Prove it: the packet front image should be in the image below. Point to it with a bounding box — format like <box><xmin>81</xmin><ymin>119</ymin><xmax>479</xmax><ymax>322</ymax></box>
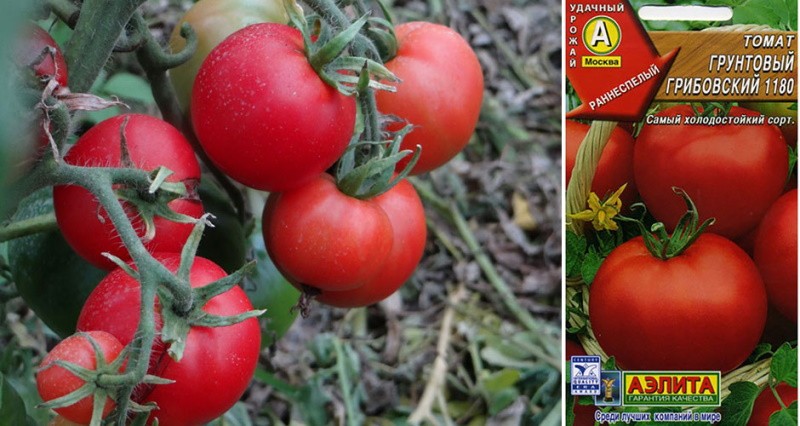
<box><xmin>563</xmin><ymin>1</ymin><xmax>798</xmax><ymax>424</ymax></box>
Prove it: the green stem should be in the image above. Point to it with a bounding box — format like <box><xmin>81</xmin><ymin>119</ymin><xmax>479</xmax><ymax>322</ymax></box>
<box><xmin>448</xmin><ymin>202</ymin><xmax>548</xmax><ymax>334</ymax></box>
<box><xmin>127</xmin><ymin>13</ymin><xmax>246</xmax><ymax>223</ymax></box>
<box><xmin>131</xmin><ymin>12</ymin><xmax>188</xmax><ymax>130</ymax></box>
<box><xmin>112</xmin><ymin>268</ymin><xmax>158</xmax><ymax>425</ymax></box>
<box><xmin>771</xmin><ymin>384</ymin><xmax>788</xmax><ymax>410</ymax></box>
<box><xmin>46</xmin><ymin>0</ymin><xmax>80</xmax><ymax>27</ymax></box>
<box><xmin>0</xmin><ymin>212</ymin><xmax>58</xmax><ymax>242</ymax></box>
<box><xmin>333</xmin><ymin>339</ymin><xmax>359</xmax><ymax>426</ymax></box>
<box><xmin>49</xmin><ymin>164</ymin><xmax>190</xmax><ymax>424</ymax></box>
<box><xmin>64</xmin><ymin>0</ymin><xmax>147</xmax><ymax>93</ymax></box>
<box><xmin>302</xmin><ymin>0</ymin><xmax>379</xmax><ymax>58</ymax></box>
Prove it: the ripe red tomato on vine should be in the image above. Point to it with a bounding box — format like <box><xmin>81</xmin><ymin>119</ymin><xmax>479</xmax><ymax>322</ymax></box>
<box><xmin>315</xmin><ymin>178</ymin><xmax>427</xmax><ymax>307</ymax></box>
<box><xmin>376</xmin><ymin>22</ymin><xmax>484</xmax><ymax>175</ymax></box>
<box><xmin>36</xmin><ymin>331</ymin><xmax>124</xmax><ymax>425</ymax></box>
<box><xmin>191</xmin><ymin>23</ymin><xmax>355</xmax><ymax>192</ymax></box>
<box><xmin>76</xmin><ymin>254</ymin><xmax>261</xmax><ymax>425</ymax></box>
<box><xmin>263</xmin><ymin>174</ymin><xmax>395</xmax><ymax>293</ymax></box>
<box><xmin>53</xmin><ymin>114</ymin><xmax>203</xmax><ymax>269</ymax></box>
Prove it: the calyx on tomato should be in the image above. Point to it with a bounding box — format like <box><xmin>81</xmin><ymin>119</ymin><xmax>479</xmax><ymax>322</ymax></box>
<box><xmin>36</xmin><ymin>331</ymin><xmax>167</xmax><ymax>425</ymax></box>
<box><xmin>106</xmin><ymin>216</ymin><xmax>263</xmax><ymax>361</ymax></box>
<box><xmin>336</xmin><ymin>124</ymin><xmax>420</xmax><ymax>199</ymax></box>
<box><xmin>283</xmin><ymin>0</ymin><xmax>397</xmax><ymax>95</ymax></box>
<box><xmin>619</xmin><ymin>187</ymin><xmax>715</xmax><ymax>260</ymax></box>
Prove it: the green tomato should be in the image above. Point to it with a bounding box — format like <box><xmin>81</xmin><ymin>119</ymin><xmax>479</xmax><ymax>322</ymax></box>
<box><xmin>196</xmin><ymin>177</ymin><xmax>248</xmax><ymax>273</ymax></box>
<box><xmin>7</xmin><ymin>188</ymin><xmax>107</xmax><ymax>338</ymax></box>
<box><xmin>245</xmin><ymin>232</ymin><xmax>300</xmax><ymax>348</ymax></box>
<box><xmin>169</xmin><ymin>0</ymin><xmax>290</xmax><ymax>111</ymax></box>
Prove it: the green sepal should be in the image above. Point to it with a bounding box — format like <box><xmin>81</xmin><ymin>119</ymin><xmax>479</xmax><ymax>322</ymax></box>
<box><xmin>148</xmin><ymin>167</ymin><xmax>175</xmax><ymax>195</ymax></box>
<box><xmin>364</xmin><ymin>13</ymin><xmax>398</xmax><ymax>62</ymax></box>
<box><xmin>128</xmin><ymin>400</ymin><xmax>160</xmax><ymax>414</ymax></box>
<box><xmin>310</xmin><ymin>15</ymin><xmax>368</xmax><ymax>72</ymax></box>
<box><xmin>102</xmin><ymin>252</ymin><xmax>140</xmax><ymax>280</ymax></box>
<box><xmin>190</xmin><ymin>309</ymin><xmax>266</xmax><ymax>328</ymax></box>
<box><xmin>335</xmin><ymin>125</ymin><xmax>419</xmax><ymax>199</ymax></box>
<box><xmin>89</xmin><ymin>389</ymin><xmax>108</xmax><ymax>426</ymax></box>
<box><xmin>141</xmin><ymin>374</ymin><xmax>175</xmax><ymax>386</ymax></box>
<box><xmin>618</xmin><ymin>187</ymin><xmax>714</xmax><ymax>260</ymax></box>
<box><xmin>158</xmin><ymin>287</ymin><xmax>193</xmax><ymax>361</ymax></box>
<box><xmin>37</xmin><ymin>382</ymin><xmax>96</xmax><ymax>410</ymax></box>
<box><xmin>177</xmin><ymin>213</ymin><xmax>214</xmax><ymax>282</ymax></box>
<box><xmin>192</xmin><ymin>261</ymin><xmax>256</xmax><ymax>306</ymax></box>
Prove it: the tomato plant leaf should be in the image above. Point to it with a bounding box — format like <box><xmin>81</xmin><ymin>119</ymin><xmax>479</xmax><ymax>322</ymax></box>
<box><xmin>748</xmin><ymin>343</ymin><xmax>774</xmax><ymax>363</ymax></box>
<box><xmin>580</xmin><ymin>248</ymin><xmax>603</xmax><ymax>285</ymax></box>
<box><xmin>565</xmin><ymin>231</ymin><xmax>586</xmax><ymax>277</ymax></box>
<box><xmin>602</xmin><ymin>357</ymin><xmax>618</xmax><ymax>370</ymax></box>
<box><xmin>565</xmin><ymin>393</ymin><xmax>576</xmax><ymax>426</ymax></box>
<box><xmin>770</xmin><ymin>344</ymin><xmax>798</xmax><ymax>387</ymax></box>
<box><xmin>720</xmin><ymin>381</ymin><xmax>760</xmax><ymax>426</ymax></box>
<box><xmin>0</xmin><ymin>373</ymin><xmax>37</xmax><ymax>426</ymax></box>
<box><xmin>730</xmin><ymin>0</ymin><xmax>797</xmax><ymax>31</ymax></box>
<box><xmin>769</xmin><ymin>401</ymin><xmax>798</xmax><ymax>426</ymax></box>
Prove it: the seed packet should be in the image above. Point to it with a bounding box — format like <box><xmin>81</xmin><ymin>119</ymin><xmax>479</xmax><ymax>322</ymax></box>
<box><xmin>564</xmin><ymin>1</ymin><xmax>798</xmax><ymax>424</ymax></box>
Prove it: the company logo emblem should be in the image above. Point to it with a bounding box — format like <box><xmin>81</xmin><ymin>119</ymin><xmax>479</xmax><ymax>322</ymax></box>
<box><xmin>583</xmin><ymin>15</ymin><xmax>622</xmax><ymax>55</ymax></box>
<box><xmin>623</xmin><ymin>372</ymin><xmax>721</xmax><ymax>406</ymax></box>
<box><xmin>570</xmin><ymin>355</ymin><xmax>602</xmax><ymax>395</ymax></box>
<box><xmin>595</xmin><ymin>370</ymin><xmax>622</xmax><ymax>406</ymax></box>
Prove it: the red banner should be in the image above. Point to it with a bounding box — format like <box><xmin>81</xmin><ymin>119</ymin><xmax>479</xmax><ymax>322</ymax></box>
<box><xmin>566</xmin><ymin>0</ymin><xmax>679</xmax><ymax>121</ymax></box>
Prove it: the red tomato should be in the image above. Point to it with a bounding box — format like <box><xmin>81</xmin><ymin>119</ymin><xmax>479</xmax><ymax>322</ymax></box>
<box><xmin>53</xmin><ymin>114</ymin><xmax>203</xmax><ymax>269</ymax></box>
<box><xmin>634</xmin><ymin>105</ymin><xmax>788</xmax><ymax>239</ymax></box>
<box><xmin>376</xmin><ymin>22</ymin><xmax>483</xmax><ymax>174</ymax></box>
<box><xmin>76</xmin><ymin>254</ymin><xmax>260</xmax><ymax>425</ymax></box>
<box><xmin>168</xmin><ymin>0</ymin><xmax>288</xmax><ymax>111</ymax></box>
<box><xmin>263</xmin><ymin>174</ymin><xmax>393</xmax><ymax>292</ymax></box>
<box><xmin>748</xmin><ymin>383</ymin><xmax>798</xmax><ymax>426</ymax></box>
<box><xmin>36</xmin><ymin>331</ymin><xmax>124</xmax><ymax>424</ymax></box>
<box><xmin>191</xmin><ymin>23</ymin><xmax>355</xmax><ymax>192</ymax></box>
<box><xmin>316</xmin><ymin>179</ymin><xmax>426</xmax><ymax>307</ymax></box>
<box><xmin>589</xmin><ymin>234</ymin><xmax>767</xmax><ymax>372</ymax></box>
<box><xmin>15</xmin><ymin>25</ymin><xmax>68</xmax><ymax>87</ymax></box>
<box><xmin>14</xmin><ymin>25</ymin><xmax>69</xmax><ymax>159</ymax></box>
<box><xmin>753</xmin><ymin>189</ymin><xmax>797</xmax><ymax>322</ymax></box>
<box><xmin>566</xmin><ymin>120</ymin><xmax>637</xmax><ymax>208</ymax></box>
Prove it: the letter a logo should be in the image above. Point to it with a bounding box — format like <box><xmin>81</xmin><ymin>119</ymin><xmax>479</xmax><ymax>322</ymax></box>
<box><xmin>583</xmin><ymin>16</ymin><xmax>621</xmax><ymax>55</ymax></box>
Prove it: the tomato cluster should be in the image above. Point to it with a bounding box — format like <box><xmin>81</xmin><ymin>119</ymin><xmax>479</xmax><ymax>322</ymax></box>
<box><xmin>17</xmin><ymin>0</ymin><xmax>483</xmax><ymax>423</ymax></box>
<box><xmin>567</xmin><ymin>105</ymin><xmax>797</xmax><ymax>425</ymax></box>
<box><xmin>569</xmin><ymin>104</ymin><xmax>796</xmax><ymax>374</ymax></box>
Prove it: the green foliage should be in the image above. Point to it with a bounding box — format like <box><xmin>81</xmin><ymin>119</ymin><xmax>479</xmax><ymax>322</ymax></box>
<box><xmin>7</xmin><ymin>188</ymin><xmax>106</xmax><ymax>338</ymax></box>
<box><xmin>725</xmin><ymin>0</ymin><xmax>798</xmax><ymax>30</ymax></box>
<box><xmin>566</xmin><ymin>230</ymin><xmax>609</xmax><ymax>285</ymax></box>
<box><xmin>720</xmin><ymin>381</ymin><xmax>761</xmax><ymax>426</ymax></box>
<box><xmin>770</xmin><ymin>344</ymin><xmax>798</xmax><ymax>387</ymax></box>
<box><xmin>0</xmin><ymin>373</ymin><xmax>37</xmax><ymax>426</ymax></box>
<box><xmin>770</xmin><ymin>401</ymin><xmax>798</xmax><ymax>426</ymax></box>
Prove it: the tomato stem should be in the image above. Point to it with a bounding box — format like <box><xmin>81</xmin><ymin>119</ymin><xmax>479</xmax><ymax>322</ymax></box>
<box><xmin>619</xmin><ymin>188</ymin><xmax>715</xmax><ymax>260</ymax></box>
<box><xmin>63</xmin><ymin>0</ymin><xmax>147</xmax><ymax>93</ymax></box>
<box><xmin>0</xmin><ymin>211</ymin><xmax>58</xmax><ymax>242</ymax></box>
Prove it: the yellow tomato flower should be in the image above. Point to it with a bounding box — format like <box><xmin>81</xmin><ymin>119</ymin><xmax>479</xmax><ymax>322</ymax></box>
<box><xmin>569</xmin><ymin>183</ymin><xmax>628</xmax><ymax>231</ymax></box>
